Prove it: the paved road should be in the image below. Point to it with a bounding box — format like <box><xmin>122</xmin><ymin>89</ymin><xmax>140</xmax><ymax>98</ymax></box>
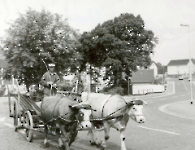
<box><xmin>1</xmin><ymin>78</ymin><xmax>195</xmax><ymax>150</ymax></box>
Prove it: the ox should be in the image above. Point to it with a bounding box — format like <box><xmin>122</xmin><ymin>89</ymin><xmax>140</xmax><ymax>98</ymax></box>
<box><xmin>82</xmin><ymin>93</ymin><xmax>146</xmax><ymax>150</ymax></box>
<box><xmin>41</xmin><ymin>94</ymin><xmax>92</xmax><ymax>150</ymax></box>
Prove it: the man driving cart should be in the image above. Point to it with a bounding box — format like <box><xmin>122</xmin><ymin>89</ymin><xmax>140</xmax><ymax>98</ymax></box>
<box><xmin>40</xmin><ymin>61</ymin><xmax>60</xmax><ymax>97</ymax></box>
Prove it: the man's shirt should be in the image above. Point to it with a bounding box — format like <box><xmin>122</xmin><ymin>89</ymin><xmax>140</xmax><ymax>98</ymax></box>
<box><xmin>41</xmin><ymin>71</ymin><xmax>60</xmax><ymax>96</ymax></box>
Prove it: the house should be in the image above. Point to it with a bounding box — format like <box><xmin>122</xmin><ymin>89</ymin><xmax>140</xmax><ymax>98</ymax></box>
<box><xmin>130</xmin><ymin>69</ymin><xmax>165</xmax><ymax>95</ymax></box>
<box><xmin>167</xmin><ymin>59</ymin><xmax>195</xmax><ymax>77</ymax></box>
<box><xmin>139</xmin><ymin>61</ymin><xmax>158</xmax><ymax>78</ymax></box>
<box><xmin>131</xmin><ymin>69</ymin><xmax>155</xmax><ymax>84</ymax></box>
<box><xmin>149</xmin><ymin>61</ymin><xmax>158</xmax><ymax>78</ymax></box>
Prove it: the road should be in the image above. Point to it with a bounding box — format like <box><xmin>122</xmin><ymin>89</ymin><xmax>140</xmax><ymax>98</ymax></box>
<box><xmin>0</xmin><ymin>78</ymin><xmax>195</xmax><ymax>150</ymax></box>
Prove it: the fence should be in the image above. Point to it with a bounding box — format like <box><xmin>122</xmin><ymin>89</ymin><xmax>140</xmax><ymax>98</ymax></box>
<box><xmin>138</xmin><ymin>89</ymin><xmax>154</xmax><ymax>95</ymax></box>
<box><xmin>133</xmin><ymin>84</ymin><xmax>165</xmax><ymax>95</ymax></box>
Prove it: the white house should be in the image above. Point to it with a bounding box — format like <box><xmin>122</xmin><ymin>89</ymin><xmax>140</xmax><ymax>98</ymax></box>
<box><xmin>148</xmin><ymin>61</ymin><xmax>158</xmax><ymax>78</ymax></box>
<box><xmin>167</xmin><ymin>59</ymin><xmax>195</xmax><ymax>76</ymax></box>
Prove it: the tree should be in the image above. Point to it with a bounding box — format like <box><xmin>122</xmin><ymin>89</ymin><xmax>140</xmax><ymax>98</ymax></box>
<box><xmin>77</xmin><ymin>13</ymin><xmax>158</xmax><ymax>86</ymax></box>
<box><xmin>1</xmin><ymin>8</ymin><xmax>81</xmax><ymax>88</ymax></box>
<box><xmin>156</xmin><ymin>62</ymin><xmax>167</xmax><ymax>74</ymax></box>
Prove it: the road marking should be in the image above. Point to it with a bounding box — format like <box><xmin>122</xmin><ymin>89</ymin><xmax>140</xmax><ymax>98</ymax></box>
<box><xmin>152</xmin><ymin>81</ymin><xmax>175</xmax><ymax>99</ymax></box>
<box><xmin>4</xmin><ymin>123</ymin><xmax>14</xmax><ymax>128</ymax></box>
<box><xmin>159</xmin><ymin>100</ymin><xmax>195</xmax><ymax>121</ymax></box>
<box><xmin>182</xmin><ymin>80</ymin><xmax>190</xmax><ymax>93</ymax></box>
<box><xmin>152</xmin><ymin>94</ymin><xmax>169</xmax><ymax>98</ymax></box>
<box><xmin>137</xmin><ymin>125</ymin><xmax>180</xmax><ymax>135</ymax></box>
<box><xmin>171</xmin><ymin>96</ymin><xmax>177</xmax><ymax>98</ymax></box>
<box><xmin>0</xmin><ymin>117</ymin><xmax>6</xmax><ymax>122</ymax></box>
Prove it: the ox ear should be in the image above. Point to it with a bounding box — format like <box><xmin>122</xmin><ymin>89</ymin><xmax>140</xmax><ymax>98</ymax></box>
<box><xmin>69</xmin><ymin>105</ymin><xmax>79</xmax><ymax>112</ymax></box>
<box><xmin>127</xmin><ymin>101</ymin><xmax>135</xmax><ymax>106</ymax></box>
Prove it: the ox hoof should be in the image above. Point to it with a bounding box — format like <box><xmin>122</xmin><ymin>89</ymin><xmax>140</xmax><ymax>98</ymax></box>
<box><xmin>44</xmin><ymin>142</ymin><xmax>49</xmax><ymax>148</ymax></box>
<box><xmin>100</xmin><ymin>145</ymin><xmax>107</xmax><ymax>150</ymax></box>
<box><xmin>96</xmin><ymin>143</ymin><xmax>101</xmax><ymax>148</ymax></box>
<box><xmin>90</xmin><ymin>142</ymin><xmax>96</xmax><ymax>146</ymax></box>
<box><xmin>58</xmin><ymin>145</ymin><xmax>65</xmax><ymax>150</ymax></box>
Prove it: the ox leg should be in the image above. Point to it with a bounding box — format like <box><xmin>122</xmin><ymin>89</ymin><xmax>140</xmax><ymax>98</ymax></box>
<box><xmin>88</xmin><ymin>123</ymin><xmax>96</xmax><ymax>145</ymax></box>
<box><xmin>44</xmin><ymin>125</ymin><xmax>49</xmax><ymax>147</ymax></box>
<box><xmin>89</xmin><ymin>125</ymin><xmax>102</xmax><ymax>147</ymax></box>
<box><xmin>100</xmin><ymin>122</ymin><xmax>110</xmax><ymax>150</ymax></box>
<box><xmin>60</xmin><ymin>125</ymin><xmax>70</xmax><ymax>150</ymax></box>
<box><xmin>56</xmin><ymin>128</ymin><xmax>65</xmax><ymax>150</ymax></box>
<box><xmin>120</xmin><ymin>128</ymin><xmax>127</xmax><ymax>150</ymax></box>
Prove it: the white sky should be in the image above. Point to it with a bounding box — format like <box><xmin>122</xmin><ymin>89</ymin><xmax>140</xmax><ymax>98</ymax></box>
<box><xmin>0</xmin><ymin>0</ymin><xmax>195</xmax><ymax>65</ymax></box>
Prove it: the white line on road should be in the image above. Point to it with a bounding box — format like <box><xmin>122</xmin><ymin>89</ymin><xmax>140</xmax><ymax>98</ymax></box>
<box><xmin>152</xmin><ymin>81</ymin><xmax>175</xmax><ymax>99</ymax></box>
<box><xmin>182</xmin><ymin>80</ymin><xmax>190</xmax><ymax>93</ymax></box>
<box><xmin>171</xmin><ymin>96</ymin><xmax>177</xmax><ymax>98</ymax></box>
<box><xmin>0</xmin><ymin>117</ymin><xmax>6</xmax><ymax>121</ymax></box>
<box><xmin>137</xmin><ymin>125</ymin><xmax>180</xmax><ymax>135</ymax></box>
<box><xmin>4</xmin><ymin>123</ymin><xmax>14</xmax><ymax>128</ymax></box>
<box><xmin>152</xmin><ymin>94</ymin><xmax>169</xmax><ymax>98</ymax></box>
<box><xmin>159</xmin><ymin>100</ymin><xmax>195</xmax><ymax>121</ymax></box>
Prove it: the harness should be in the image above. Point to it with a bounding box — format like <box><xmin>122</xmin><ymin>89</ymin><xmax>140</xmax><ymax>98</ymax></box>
<box><xmin>43</xmin><ymin>98</ymin><xmax>93</xmax><ymax>126</ymax></box>
<box><xmin>91</xmin><ymin>98</ymin><xmax>144</xmax><ymax>124</ymax></box>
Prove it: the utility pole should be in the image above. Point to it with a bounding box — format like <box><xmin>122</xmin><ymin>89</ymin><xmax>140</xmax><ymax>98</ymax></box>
<box><xmin>180</xmin><ymin>24</ymin><xmax>193</xmax><ymax>104</ymax></box>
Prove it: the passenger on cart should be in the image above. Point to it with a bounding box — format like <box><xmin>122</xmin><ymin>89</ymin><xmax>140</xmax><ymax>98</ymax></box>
<box><xmin>40</xmin><ymin>62</ymin><xmax>60</xmax><ymax>97</ymax></box>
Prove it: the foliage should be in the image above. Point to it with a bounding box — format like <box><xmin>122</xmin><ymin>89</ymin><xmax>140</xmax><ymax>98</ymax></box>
<box><xmin>77</xmin><ymin>13</ymin><xmax>158</xmax><ymax>87</ymax></box>
<box><xmin>153</xmin><ymin>77</ymin><xmax>166</xmax><ymax>85</ymax></box>
<box><xmin>156</xmin><ymin>62</ymin><xmax>167</xmax><ymax>74</ymax></box>
<box><xmin>1</xmin><ymin>8</ymin><xmax>81</xmax><ymax>89</ymax></box>
<box><xmin>118</xmin><ymin>78</ymin><xmax>128</xmax><ymax>95</ymax></box>
<box><xmin>99</xmin><ymin>85</ymin><xmax>124</xmax><ymax>96</ymax></box>
<box><xmin>0</xmin><ymin>86</ymin><xmax>6</xmax><ymax>97</ymax></box>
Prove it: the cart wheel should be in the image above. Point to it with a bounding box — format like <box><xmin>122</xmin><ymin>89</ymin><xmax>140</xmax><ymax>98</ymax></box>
<box><xmin>13</xmin><ymin>101</ymin><xmax>18</xmax><ymax>130</ymax></box>
<box><xmin>24</xmin><ymin>111</ymin><xmax>34</xmax><ymax>142</ymax></box>
<box><xmin>44</xmin><ymin>142</ymin><xmax>50</xmax><ymax>148</ymax></box>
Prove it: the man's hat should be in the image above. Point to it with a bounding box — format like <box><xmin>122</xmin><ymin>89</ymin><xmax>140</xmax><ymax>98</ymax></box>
<box><xmin>48</xmin><ymin>63</ymin><xmax>56</xmax><ymax>67</ymax></box>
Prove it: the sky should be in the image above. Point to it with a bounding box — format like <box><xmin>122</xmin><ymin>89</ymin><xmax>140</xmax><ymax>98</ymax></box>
<box><xmin>0</xmin><ymin>0</ymin><xmax>195</xmax><ymax>65</ymax></box>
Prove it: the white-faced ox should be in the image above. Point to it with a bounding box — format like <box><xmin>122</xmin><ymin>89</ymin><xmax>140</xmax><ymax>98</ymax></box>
<box><xmin>82</xmin><ymin>93</ymin><xmax>146</xmax><ymax>150</ymax></box>
<box><xmin>41</xmin><ymin>95</ymin><xmax>92</xmax><ymax>150</ymax></box>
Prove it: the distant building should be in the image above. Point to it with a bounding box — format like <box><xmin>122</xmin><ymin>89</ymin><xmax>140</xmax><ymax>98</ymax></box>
<box><xmin>167</xmin><ymin>59</ymin><xmax>195</xmax><ymax>76</ymax></box>
<box><xmin>131</xmin><ymin>69</ymin><xmax>155</xmax><ymax>84</ymax></box>
<box><xmin>139</xmin><ymin>61</ymin><xmax>158</xmax><ymax>78</ymax></box>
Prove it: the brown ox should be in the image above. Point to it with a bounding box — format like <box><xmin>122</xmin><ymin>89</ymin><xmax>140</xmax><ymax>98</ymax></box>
<box><xmin>82</xmin><ymin>93</ymin><xmax>146</xmax><ymax>150</ymax></box>
<box><xmin>41</xmin><ymin>95</ymin><xmax>92</xmax><ymax>150</ymax></box>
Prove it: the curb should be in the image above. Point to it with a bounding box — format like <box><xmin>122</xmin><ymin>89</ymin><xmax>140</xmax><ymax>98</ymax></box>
<box><xmin>159</xmin><ymin>100</ymin><xmax>195</xmax><ymax>121</ymax></box>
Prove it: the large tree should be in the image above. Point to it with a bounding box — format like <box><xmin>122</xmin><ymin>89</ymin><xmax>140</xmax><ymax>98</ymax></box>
<box><xmin>1</xmin><ymin>8</ymin><xmax>81</xmax><ymax>88</ymax></box>
<box><xmin>77</xmin><ymin>13</ymin><xmax>158</xmax><ymax>86</ymax></box>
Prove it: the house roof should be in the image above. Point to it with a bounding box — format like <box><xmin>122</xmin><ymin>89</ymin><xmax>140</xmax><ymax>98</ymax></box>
<box><xmin>167</xmin><ymin>59</ymin><xmax>195</xmax><ymax>66</ymax></box>
<box><xmin>0</xmin><ymin>59</ymin><xmax>8</xmax><ymax>68</ymax></box>
<box><xmin>131</xmin><ymin>69</ymin><xmax>154</xmax><ymax>83</ymax></box>
<box><xmin>150</xmin><ymin>61</ymin><xmax>157</xmax><ymax>67</ymax></box>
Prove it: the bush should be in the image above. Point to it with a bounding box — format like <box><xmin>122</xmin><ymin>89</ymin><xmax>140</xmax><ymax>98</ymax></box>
<box><xmin>99</xmin><ymin>85</ymin><xmax>124</xmax><ymax>96</ymax></box>
<box><xmin>118</xmin><ymin>79</ymin><xmax>128</xmax><ymax>95</ymax></box>
<box><xmin>153</xmin><ymin>78</ymin><xmax>165</xmax><ymax>85</ymax></box>
<box><xmin>0</xmin><ymin>86</ymin><xmax>6</xmax><ymax>97</ymax></box>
